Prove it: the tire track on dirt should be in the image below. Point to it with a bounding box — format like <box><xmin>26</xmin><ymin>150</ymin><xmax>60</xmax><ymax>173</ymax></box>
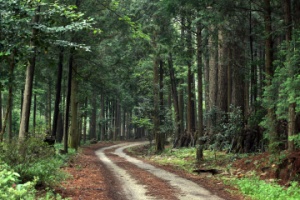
<box><xmin>96</xmin><ymin>143</ymin><xmax>155</xmax><ymax>200</ymax></box>
<box><xmin>106</xmin><ymin>148</ymin><xmax>179</xmax><ymax>200</ymax></box>
<box><xmin>114</xmin><ymin>142</ymin><xmax>223</xmax><ymax>200</ymax></box>
<box><xmin>96</xmin><ymin>142</ymin><xmax>224</xmax><ymax>200</ymax></box>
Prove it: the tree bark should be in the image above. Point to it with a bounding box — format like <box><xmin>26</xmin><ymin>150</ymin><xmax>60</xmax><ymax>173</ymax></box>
<box><xmin>186</xmin><ymin>12</ymin><xmax>195</xmax><ymax>145</ymax></box>
<box><xmin>69</xmin><ymin>59</ymin><xmax>79</xmax><ymax>150</ymax></box>
<box><xmin>264</xmin><ymin>0</ymin><xmax>277</xmax><ymax>152</ymax></box>
<box><xmin>283</xmin><ymin>0</ymin><xmax>295</xmax><ymax>151</ymax></box>
<box><xmin>0</xmin><ymin>87</ymin><xmax>2</xmax><ymax>136</ymax></box>
<box><xmin>168</xmin><ymin>53</ymin><xmax>182</xmax><ymax>147</ymax></box>
<box><xmin>153</xmin><ymin>52</ymin><xmax>164</xmax><ymax>151</ymax></box>
<box><xmin>18</xmin><ymin>6</ymin><xmax>40</xmax><ymax>140</ymax></box>
<box><xmin>90</xmin><ymin>95</ymin><xmax>97</xmax><ymax>140</ymax></box>
<box><xmin>159</xmin><ymin>59</ymin><xmax>165</xmax><ymax>142</ymax></box>
<box><xmin>52</xmin><ymin>48</ymin><xmax>64</xmax><ymax>139</ymax></box>
<box><xmin>196</xmin><ymin>23</ymin><xmax>204</xmax><ymax>161</ymax></box>
<box><xmin>208</xmin><ymin>26</ymin><xmax>218</xmax><ymax>136</ymax></box>
<box><xmin>64</xmin><ymin>50</ymin><xmax>73</xmax><ymax>153</ymax></box>
<box><xmin>217</xmin><ymin>29</ymin><xmax>228</xmax><ymax>118</ymax></box>
<box><xmin>100</xmin><ymin>95</ymin><xmax>105</xmax><ymax>141</ymax></box>
<box><xmin>0</xmin><ymin>52</ymin><xmax>15</xmax><ymax>141</ymax></box>
<box><xmin>83</xmin><ymin>97</ymin><xmax>87</xmax><ymax>143</ymax></box>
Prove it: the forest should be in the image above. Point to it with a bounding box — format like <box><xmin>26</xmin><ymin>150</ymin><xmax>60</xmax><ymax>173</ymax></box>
<box><xmin>1</xmin><ymin>0</ymin><xmax>300</xmax><ymax>199</ymax></box>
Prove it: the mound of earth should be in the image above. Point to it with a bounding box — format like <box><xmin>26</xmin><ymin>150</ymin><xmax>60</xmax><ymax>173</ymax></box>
<box><xmin>233</xmin><ymin>151</ymin><xmax>300</xmax><ymax>186</ymax></box>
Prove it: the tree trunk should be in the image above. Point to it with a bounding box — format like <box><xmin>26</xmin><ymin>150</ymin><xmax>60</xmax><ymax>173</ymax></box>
<box><xmin>159</xmin><ymin>59</ymin><xmax>165</xmax><ymax>143</ymax></box>
<box><xmin>153</xmin><ymin>54</ymin><xmax>164</xmax><ymax>152</ymax></box>
<box><xmin>83</xmin><ymin>97</ymin><xmax>87</xmax><ymax>143</ymax></box>
<box><xmin>52</xmin><ymin>48</ymin><xmax>64</xmax><ymax>139</ymax></box>
<box><xmin>19</xmin><ymin>7</ymin><xmax>40</xmax><ymax>140</ymax></box>
<box><xmin>100</xmin><ymin>95</ymin><xmax>105</xmax><ymax>141</ymax></box>
<box><xmin>196</xmin><ymin>23</ymin><xmax>204</xmax><ymax>161</ymax></box>
<box><xmin>217</xmin><ymin>29</ymin><xmax>228</xmax><ymax>118</ymax></box>
<box><xmin>33</xmin><ymin>89</ymin><xmax>37</xmax><ymax>135</ymax></box>
<box><xmin>46</xmin><ymin>82</ymin><xmax>52</xmax><ymax>132</ymax></box>
<box><xmin>0</xmin><ymin>87</ymin><xmax>2</xmax><ymax>137</ymax></box>
<box><xmin>90</xmin><ymin>95</ymin><xmax>97</xmax><ymax>140</ymax></box>
<box><xmin>208</xmin><ymin>26</ymin><xmax>218</xmax><ymax>136</ymax></box>
<box><xmin>264</xmin><ymin>0</ymin><xmax>277</xmax><ymax>152</ymax></box>
<box><xmin>283</xmin><ymin>0</ymin><xmax>295</xmax><ymax>151</ymax></box>
<box><xmin>0</xmin><ymin>53</ymin><xmax>15</xmax><ymax>141</ymax></box>
<box><xmin>69</xmin><ymin>60</ymin><xmax>79</xmax><ymax>150</ymax></box>
<box><xmin>168</xmin><ymin>53</ymin><xmax>182</xmax><ymax>147</ymax></box>
<box><xmin>186</xmin><ymin>12</ymin><xmax>195</xmax><ymax>146</ymax></box>
<box><xmin>63</xmin><ymin>50</ymin><xmax>73</xmax><ymax>153</ymax></box>
<box><xmin>56</xmin><ymin>113</ymin><xmax>63</xmax><ymax>143</ymax></box>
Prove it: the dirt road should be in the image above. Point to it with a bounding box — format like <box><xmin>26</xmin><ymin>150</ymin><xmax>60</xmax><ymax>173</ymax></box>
<box><xmin>58</xmin><ymin>142</ymin><xmax>243</xmax><ymax>200</ymax></box>
<box><xmin>96</xmin><ymin>142</ymin><xmax>223</xmax><ymax>200</ymax></box>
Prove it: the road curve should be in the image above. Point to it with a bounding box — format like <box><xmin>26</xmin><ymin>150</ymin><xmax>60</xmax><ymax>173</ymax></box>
<box><xmin>95</xmin><ymin>142</ymin><xmax>224</xmax><ymax>200</ymax></box>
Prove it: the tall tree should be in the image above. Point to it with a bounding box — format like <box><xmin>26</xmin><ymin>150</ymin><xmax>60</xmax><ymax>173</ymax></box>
<box><xmin>19</xmin><ymin>5</ymin><xmax>40</xmax><ymax>140</ymax></box>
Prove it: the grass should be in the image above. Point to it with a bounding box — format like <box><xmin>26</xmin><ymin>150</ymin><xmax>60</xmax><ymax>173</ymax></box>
<box><xmin>130</xmin><ymin>144</ymin><xmax>300</xmax><ymax>200</ymax></box>
<box><xmin>231</xmin><ymin>178</ymin><xmax>300</xmax><ymax>200</ymax></box>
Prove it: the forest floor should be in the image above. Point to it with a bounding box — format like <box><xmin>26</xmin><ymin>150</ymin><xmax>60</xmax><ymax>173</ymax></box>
<box><xmin>54</xmin><ymin>141</ymin><xmax>300</xmax><ymax>200</ymax></box>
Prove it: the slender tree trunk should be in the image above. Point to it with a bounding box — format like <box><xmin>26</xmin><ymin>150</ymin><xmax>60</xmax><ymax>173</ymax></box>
<box><xmin>46</xmin><ymin>82</ymin><xmax>52</xmax><ymax>132</ymax></box>
<box><xmin>283</xmin><ymin>0</ymin><xmax>295</xmax><ymax>151</ymax></box>
<box><xmin>83</xmin><ymin>97</ymin><xmax>87</xmax><ymax>143</ymax></box>
<box><xmin>69</xmin><ymin>60</ymin><xmax>79</xmax><ymax>150</ymax></box>
<box><xmin>208</xmin><ymin>26</ymin><xmax>218</xmax><ymax>136</ymax></box>
<box><xmin>217</xmin><ymin>29</ymin><xmax>228</xmax><ymax>118</ymax></box>
<box><xmin>186</xmin><ymin>12</ymin><xmax>196</xmax><ymax>146</ymax></box>
<box><xmin>100</xmin><ymin>95</ymin><xmax>105</xmax><ymax>141</ymax></box>
<box><xmin>52</xmin><ymin>48</ymin><xmax>64</xmax><ymax>139</ymax></box>
<box><xmin>8</xmin><ymin>96</ymin><xmax>13</xmax><ymax>142</ymax></box>
<box><xmin>33</xmin><ymin>88</ymin><xmax>37</xmax><ymax>135</ymax></box>
<box><xmin>0</xmin><ymin>87</ymin><xmax>2</xmax><ymax>136</ymax></box>
<box><xmin>63</xmin><ymin>50</ymin><xmax>73</xmax><ymax>153</ymax></box>
<box><xmin>154</xmin><ymin>56</ymin><xmax>163</xmax><ymax>151</ymax></box>
<box><xmin>159</xmin><ymin>59</ymin><xmax>165</xmax><ymax>143</ymax></box>
<box><xmin>249</xmin><ymin>1</ymin><xmax>257</xmax><ymax>107</ymax></box>
<box><xmin>264</xmin><ymin>0</ymin><xmax>277</xmax><ymax>152</ymax></box>
<box><xmin>56</xmin><ymin>113</ymin><xmax>63</xmax><ymax>143</ymax></box>
<box><xmin>19</xmin><ymin>7</ymin><xmax>40</xmax><ymax>140</ymax></box>
<box><xmin>90</xmin><ymin>95</ymin><xmax>97</xmax><ymax>140</ymax></box>
<box><xmin>196</xmin><ymin>23</ymin><xmax>204</xmax><ymax>161</ymax></box>
<box><xmin>0</xmin><ymin>53</ymin><xmax>15</xmax><ymax>141</ymax></box>
<box><xmin>168</xmin><ymin>53</ymin><xmax>181</xmax><ymax>147</ymax></box>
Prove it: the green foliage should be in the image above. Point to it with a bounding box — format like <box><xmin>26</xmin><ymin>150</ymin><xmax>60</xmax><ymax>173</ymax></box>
<box><xmin>233</xmin><ymin>177</ymin><xmax>300</xmax><ymax>200</ymax></box>
<box><xmin>289</xmin><ymin>134</ymin><xmax>300</xmax><ymax>148</ymax></box>
<box><xmin>0</xmin><ymin>162</ymin><xmax>37</xmax><ymax>200</ymax></box>
<box><xmin>261</xmin><ymin>29</ymin><xmax>300</xmax><ymax>148</ymax></box>
<box><xmin>248</xmin><ymin>105</ymin><xmax>267</xmax><ymax>128</ymax></box>
<box><xmin>205</xmin><ymin>105</ymin><xmax>244</xmax><ymax>152</ymax></box>
<box><xmin>0</xmin><ymin>137</ymin><xmax>68</xmax><ymax>187</ymax></box>
<box><xmin>152</xmin><ymin>146</ymin><xmax>196</xmax><ymax>172</ymax></box>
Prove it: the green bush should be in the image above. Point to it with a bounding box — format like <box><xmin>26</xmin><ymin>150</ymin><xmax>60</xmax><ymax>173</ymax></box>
<box><xmin>233</xmin><ymin>177</ymin><xmax>300</xmax><ymax>200</ymax></box>
<box><xmin>0</xmin><ymin>162</ymin><xmax>37</xmax><ymax>200</ymax></box>
<box><xmin>0</xmin><ymin>137</ymin><xmax>67</xmax><ymax>187</ymax></box>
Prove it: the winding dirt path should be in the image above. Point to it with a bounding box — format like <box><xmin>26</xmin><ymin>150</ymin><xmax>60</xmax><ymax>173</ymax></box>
<box><xmin>97</xmin><ymin>142</ymin><xmax>223</xmax><ymax>200</ymax></box>
<box><xmin>57</xmin><ymin>142</ymin><xmax>244</xmax><ymax>200</ymax></box>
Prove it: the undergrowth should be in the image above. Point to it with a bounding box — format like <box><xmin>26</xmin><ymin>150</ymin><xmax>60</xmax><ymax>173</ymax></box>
<box><xmin>230</xmin><ymin>177</ymin><xmax>300</xmax><ymax>200</ymax></box>
<box><xmin>0</xmin><ymin>137</ymin><xmax>76</xmax><ymax>199</ymax></box>
<box><xmin>131</xmin><ymin>144</ymin><xmax>300</xmax><ymax>200</ymax></box>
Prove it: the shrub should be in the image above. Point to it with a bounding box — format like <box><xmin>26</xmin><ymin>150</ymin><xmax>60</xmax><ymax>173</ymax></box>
<box><xmin>0</xmin><ymin>137</ymin><xmax>67</xmax><ymax>186</ymax></box>
<box><xmin>0</xmin><ymin>162</ymin><xmax>37</xmax><ymax>200</ymax></box>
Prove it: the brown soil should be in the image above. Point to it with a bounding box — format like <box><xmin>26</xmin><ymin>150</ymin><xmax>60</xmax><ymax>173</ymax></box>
<box><xmin>55</xmin><ymin>142</ymin><xmax>124</xmax><ymax>200</ymax></box>
<box><xmin>233</xmin><ymin>150</ymin><xmax>300</xmax><ymax>186</ymax></box>
<box><xmin>55</xmin><ymin>142</ymin><xmax>246</xmax><ymax>200</ymax></box>
<box><xmin>106</xmin><ymin>148</ymin><xmax>179</xmax><ymax>200</ymax></box>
